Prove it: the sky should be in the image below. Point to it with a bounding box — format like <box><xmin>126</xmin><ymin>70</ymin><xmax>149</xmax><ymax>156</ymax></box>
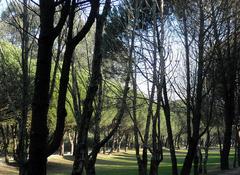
<box><xmin>0</xmin><ymin>1</ymin><xmax>7</xmax><ymax>13</ymax></box>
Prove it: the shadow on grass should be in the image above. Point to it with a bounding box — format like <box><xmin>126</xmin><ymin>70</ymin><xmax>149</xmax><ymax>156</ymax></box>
<box><xmin>47</xmin><ymin>160</ymin><xmax>72</xmax><ymax>175</ymax></box>
<box><xmin>47</xmin><ymin>150</ymin><xmax>235</xmax><ymax>175</ymax></box>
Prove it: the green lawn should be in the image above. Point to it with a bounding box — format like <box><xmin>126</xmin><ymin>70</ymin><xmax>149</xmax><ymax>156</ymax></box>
<box><xmin>0</xmin><ymin>149</ymin><xmax>235</xmax><ymax>175</ymax></box>
<box><xmin>45</xmin><ymin>149</ymin><xmax>234</xmax><ymax>175</ymax></box>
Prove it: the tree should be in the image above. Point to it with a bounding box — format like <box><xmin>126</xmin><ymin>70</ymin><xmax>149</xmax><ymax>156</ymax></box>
<box><xmin>71</xmin><ymin>1</ymin><xmax>111</xmax><ymax>174</ymax></box>
<box><xmin>156</xmin><ymin>1</ymin><xmax>178</xmax><ymax>174</ymax></box>
<box><xmin>28</xmin><ymin>1</ymin><xmax>70</xmax><ymax>174</ymax></box>
<box><xmin>1</xmin><ymin>1</ymin><xmax>37</xmax><ymax>173</ymax></box>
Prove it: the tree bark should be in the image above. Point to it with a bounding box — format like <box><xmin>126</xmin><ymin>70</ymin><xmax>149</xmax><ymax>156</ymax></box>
<box><xmin>28</xmin><ymin>1</ymin><xmax>56</xmax><ymax>174</ymax></box>
<box><xmin>180</xmin><ymin>1</ymin><xmax>205</xmax><ymax>174</ymax></box>
<box><xmin>59</xmin><ymin>140</ymin><xmax>64</xmax><ymax>156</ymax></box>
<box><xmin>71</xmin><ymin>1</ymin><xmax>108</xmax><ymax>174</ymax></box>
<box><xmin>183</xmin><ymin>4</ymin><xmax>191</xmax><ymax>148</ymax></box>
<box><xmin>18</xmin><ymin>1</ymin><xmax>30</xmax><ymax>175</ymax></box>
<box><xmin>194</xmin><ymin>149</ymin><xmax>199</xmax><ymax>175</ymax></box>
<box><xmin>68</xmin><ymin>132</ymin><xmax>75</xmax><ymax>155</ymax></box>
<box><xmin>0</xmin><ymin>124</ymin><xmax>10</xmax><ymax>164</ymax></box>
<box><xmin>221</xmin><ymin>90</ymin><xmax>235</xmax><ymax>169</ymax></box>
<box><xmin>46</xmin><ymin>0</ymin><xmax>98</xmax><ymax>157</ymax></box>
<box><xmin>156</xmin><ymin>1</ymin><xmax>178</xmax><ymax>174</ymax></box>
<box><xmin>203</xmin><ymin>129</ymin><xmax>210</xmax><ymax>174</ymax></box>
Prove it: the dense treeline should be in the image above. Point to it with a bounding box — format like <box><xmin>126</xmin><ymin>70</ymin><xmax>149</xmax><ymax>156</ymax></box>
<box><xmin>0</xmin><ymin>0</ymin><xmax>240</xmax><ymax>175</ymax></box>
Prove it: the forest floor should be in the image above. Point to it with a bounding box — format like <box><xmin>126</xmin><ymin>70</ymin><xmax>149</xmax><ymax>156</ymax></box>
<box><xmin>0</xmin><ymin>149</ymin><xmax>237</xmax><ymax>175</ymax></box>
<box><xmin>210</xmin><ymin>168</ymin><xmax>240</xmax><ymax>175</ymax></box>
<box><xmin>208</xmin><ymin>167</ymin><xmax>240</xmax><ymax>175</ymax></box>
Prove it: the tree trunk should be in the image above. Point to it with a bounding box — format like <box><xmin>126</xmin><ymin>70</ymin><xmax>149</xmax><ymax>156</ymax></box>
<box><xmin>237</xmin><ymin>128</ymin><xmax>240</xmax><ymax>167</ymax></box>
<box><xmin>85</xmin><ymin>158</ymin><xmax>97</xmax><ymax>175</ymax></box>
<box><xmin>180</xmin><ymin>138</ymin><xmax>199</xmax><ymax>175</ymax></box>
<box><xmin>194</xmin><ymin>150</ymin><xmax>199</xmax><ymax>175</ymax></box>
<box><xmin>234</xmin><ymin>126</ymin><xmax>238</xmax><ymax>168</ymax></box>
<box><xmin>68</xmin><ymin>132</ymin><xmax>75</xmax><ymax>156</ymax></box>
<box><xmin>59</xmin><ymin>141</ymin><xmax>64</xmax><ymax>156</ymax></box>
<box><xmin>0</xmin><ymin>125</ymin><xmax>10</xmax><ymax>164</ymax></box>
<box><xmin>180</xmin><ymin>0</ymin><xmax>205</xmax><ymax>174</ymax></box>
<box><xmin>28</xmin><ymin>2</ymin><xmax>56</xmax><ymax>174</ymax></box>
<box><xmin>103</xmin><ymin>145</ymin><xmax>106</xmax><ymax>154</ymax></box>
<box><xmin>157</xmin><ymin>1</ymin><xmax>178</xmax><ymax>174</ymax></box>
<box><xmin>117</xmin><ymin>134</ymin><xmax>123</xmax><ymax>152</ymax></box>
<box><xmin>183</xmin><ymin>5</ymin><xmax>191</xmax><ymax>148</ymax></box>
<box><xmin>46</xmin><ymin>0</ymin><xmax>98</xmax><ymax>158</ymax></box>
<box><xmin>71</xmin><ymin>2</ymin><xmax>108</xmax><ymax>174</ymax></box>
<box><xmin>108</xmin><ymin>136</ymin><xmax>115</xmax><ymax>154</ymax></box>
<box><xmin>203</xmin><ymin>129</ymin><xmax>210</xmax><ymax>174</ymax></box>
<box><xmin>221</xmin><ymin>94</ymin><xmax>235</xmax><ymax>170</ymax></box>
<box><xmin>124</xmin><ymin>134</ymin><xmax>129</xmax><ymax>152</ymax></box>
<box><xmin>18</xmin><ymin>1</ymin><xmax>30</xmax><ymax>175</ymax></box>
<box><xmin>11</xmin><ymin>125</ymin><xmax>17</xmax><ymax>160</ymax></box>
<box><xmin>199</xmin><ymin>148</ymin><xmax>203</xmax><ymax>174</ymax></box>
<box><xmin>149</xmin><ymin>159</ymin><xmax>159</xmax><ymax>175</ymax></box>
<box><xmin>194</xmin><ymin>148</ymin><xmax>203</xmax><ymax>175</ymax></box>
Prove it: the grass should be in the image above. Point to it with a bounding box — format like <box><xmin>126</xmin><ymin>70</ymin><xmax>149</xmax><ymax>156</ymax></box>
<box><xmin>0</xmin><ymin>149</ymin><xmax>235</xmax><ymax>175</ymax></box>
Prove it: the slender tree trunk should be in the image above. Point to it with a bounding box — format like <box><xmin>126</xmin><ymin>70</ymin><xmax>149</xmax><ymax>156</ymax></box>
<box><xmin>181</xmin><ymin>1</ymin><xmax>205</xmax><ymax>174</ymax></box>
<box><xmin>59</xmin><ymin>140</ymin><xmax>64</xmax><ymax>156</ymax></box>
<box><xmin>221</xmin><ymin>93</ymin><xmax>235</xmax><ymax>170</ymax></box>
<box><xmin>237</xmin><ymin>127</ymin><xmax>240</xmax><ymax>167</ymax></box>
<box><xmin>0</xmin><ymin>125</ymin><xmax>10</xmax><ymax>164</ymax></box>
<box><xmin>72</xmin><ymin>2</ymin><xmax>108</xmax><ymax>174</ymax></box>
<box><xmin>203</xmin><ymin>129</ymin><xmax>210</xmax><ymax>174</ymax></box>
<box><xmin>109</xmin><ymin>136</ymin><xmax>115</xmax><ymax>154</ymax></box>
<box><xmin>85</xmin><ymin>70</ymin><xmax>104</xmax><ymax>175</ymax></box>
<box><xmin>17</xmin><ymin>1</ymin><xmax>30</xmax><ymax>174</ymax></box>
<box><xmin>124</xmin><ymin>134</ymin><xmax>129</xmax><ymax>152</ymax></box>
<box><xmin>183</xmin><ymin>6</ymin><xmax>191</xmax><ymax>148</ymax></box>
<box><xmin>234</xmin><ymin>125</ymin><xmax>238</xmax><ymax>168</ymax></box>
<box><xmin>68</xmin><ymin>132</ymin><xmax>75</xmax><ymax>156</ymax></box>
<box><xmin>11</xmin><ymin>124</ymin><xmax>17</xmax><ymax>160</ymax></box>
<box><xmin>132</xmin><ymin>53</ymin><xmax>145</xmax><ymax>175</ymax></box>
<box><xmin>155</xmin><ymin>1</ymin><xmax>178</xmax><ymax>174</ymax></box>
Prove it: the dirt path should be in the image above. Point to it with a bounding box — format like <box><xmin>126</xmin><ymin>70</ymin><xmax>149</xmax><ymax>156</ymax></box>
<box><xmin>0</xmin><ymin>158</ymin><xmax>18</xmax><ymax>175</ymax></box>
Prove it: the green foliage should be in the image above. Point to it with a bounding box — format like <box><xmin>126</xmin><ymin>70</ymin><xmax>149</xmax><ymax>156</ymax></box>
<box><xmin>0</xmin><ymin>40</ymin><xmax>21</xmax><ymax>120</ymax></box>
